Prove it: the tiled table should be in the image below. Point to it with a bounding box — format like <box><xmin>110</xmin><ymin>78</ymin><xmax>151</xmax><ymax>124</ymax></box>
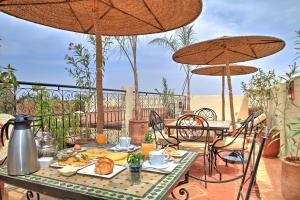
<box><xmin>0</xmin><ymin>152</ymin><xmax>197</xmax><ymax>200</ymax></box>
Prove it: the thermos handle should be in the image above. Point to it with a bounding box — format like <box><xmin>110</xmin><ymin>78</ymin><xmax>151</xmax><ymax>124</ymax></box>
<box><xmin>1</xmin><ymin>119</ymin><xmax>14</xmax><ymax>146</ymax></box>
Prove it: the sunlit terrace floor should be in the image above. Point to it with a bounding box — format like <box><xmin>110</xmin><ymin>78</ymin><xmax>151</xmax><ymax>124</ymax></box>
<box><xmin>172</xmin><ymin>156</ymin><xmax>283</xmax><ymax>200</ymax></box>
<box><xmin>4</xmin><ymin>157</ymin><xmax>283</xmax><ymax>200</ymax></box>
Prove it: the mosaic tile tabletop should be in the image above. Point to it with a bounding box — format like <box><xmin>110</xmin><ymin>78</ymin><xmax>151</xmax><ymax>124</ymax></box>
<box><xmin>0</xmin><ymin>152</ymin><xmax>197</xmax><ymax>200</ymax></box>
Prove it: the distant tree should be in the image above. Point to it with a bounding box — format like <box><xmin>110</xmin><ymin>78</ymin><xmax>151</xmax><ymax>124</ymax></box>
<box><xmin>65</xmin><ymin>36</ymin><xmax>113</xmax><ymax>112</ymax></box>
<box><xmin>149</xmin><ymin>25</ymin><xmax>197</xmax><ymax>111</ymax></box>
<box><xmin>0</xmin><ymin>64</ymin><xmax>18</xmax><ymax>114</ymax></box>
<box><xmin>154</xmin><ymin>78</ymin><xmax>175</xmax><ymax>118</ymax></box>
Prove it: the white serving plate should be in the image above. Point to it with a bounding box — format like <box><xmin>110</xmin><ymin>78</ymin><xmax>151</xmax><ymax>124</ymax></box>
<box><xmin>77</xmin><ymin>163</ymin><xmax>126</xmax><ymax>178</ymax></box>
<box><xmin>110</xmin><ymin>144</ymin><xmax>140</xmax><ymax>152</ymax></box>
<box><xmin>50</xmin><ymin>161</ymin><xmax>93</xmax><ymax>170</ymax></box>
<box><xmin>142</xmin><ymin>160</ymin><xmax>178</xmax><ymax>174</ymax></box>
<box><xmin>169</xmin><ymin>150</ymin><xmax>187</xmax><ymax>158</ymax></box>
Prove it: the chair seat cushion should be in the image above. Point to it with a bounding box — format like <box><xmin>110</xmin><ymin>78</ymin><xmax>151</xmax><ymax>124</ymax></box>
<box><xmin>214</xmin><ymin>137</ymin><xmax>245</xmax><ymax>150</ymax></box>
<box><xmin>156</xmin><ymin>133</ymin><xmax>178</xmax><ymax>145</ymax></box>
<box><xmin>179</xmin><ymin>141</ymin><xmax>207</xmax><ymax>152</ymax></box>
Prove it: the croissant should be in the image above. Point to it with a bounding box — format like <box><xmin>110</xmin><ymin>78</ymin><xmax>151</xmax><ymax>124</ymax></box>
<box><xmin>94</xmin><ymin>157</ymin><xmax>114</xmax><ymax>175</ymax></box>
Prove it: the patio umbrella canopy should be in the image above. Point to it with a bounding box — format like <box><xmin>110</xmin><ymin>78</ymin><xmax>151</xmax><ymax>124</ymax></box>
<box><xmin>173</xmin><ymin>35</ymin><xmax>285</xmax><ymax>129</ymax></box>
<box><xmin>0</xmin><ymin>0</ymin><xmax>203</xmax><ymax>134</ymax></box>
<box><xmin>191</xmin><ymin>65</ymin><xmax>258</xmax><ymax>120</ymax></box>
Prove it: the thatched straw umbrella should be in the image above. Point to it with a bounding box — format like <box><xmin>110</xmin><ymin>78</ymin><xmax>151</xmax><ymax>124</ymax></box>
<box><xmin>191</xmin><ymin>64</ymin><xmax>258</xmax><ymax>120</ymax></box>
<box><xmin>0</xmin><ymin>0</ymin><xmax>203</xmax><ymax>135</ymax></box>
<box><xmin>173</xmin><ymin>35</ymin><xmax>285</xmax><ymax>130</ymax></box>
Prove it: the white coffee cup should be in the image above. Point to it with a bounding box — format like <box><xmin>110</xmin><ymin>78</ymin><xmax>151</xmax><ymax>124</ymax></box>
<box><xmin>119</xmin><ymin>137</ymin><xmax>131</xmax><ymax>147</ymax></box>
<box><xmin>149</xmin><ymin>150</ymin><xmax>164</xmax><ymax>166</ymax></box>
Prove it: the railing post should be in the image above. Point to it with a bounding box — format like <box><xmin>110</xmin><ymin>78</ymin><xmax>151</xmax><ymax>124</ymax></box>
<box><xmin>123</xmin><ymin>86</ymin><xmax>133</xmax><ymax>136</ymax></box>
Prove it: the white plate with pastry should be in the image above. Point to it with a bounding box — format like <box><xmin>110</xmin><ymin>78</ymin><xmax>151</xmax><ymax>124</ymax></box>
<box><xmin>77</xmin><ymin>157</ymin><xmax>126</xmax><ymax>178</ymax></box>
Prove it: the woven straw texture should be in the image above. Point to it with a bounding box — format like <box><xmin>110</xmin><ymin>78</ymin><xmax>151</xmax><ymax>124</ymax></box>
<box><xmin>173</xmin><ymin>35</ymin><xmax>285</xmax><ymax>65</ymax></box>
<box><xmin>191</xmin><ymin>64</ymin><xmax>258</xmax><ymax>76</ymax></box>
<box><xmin>0</xmin><ymin>0</ymin><xmax>202</xmax><ymax>36</ymax></box>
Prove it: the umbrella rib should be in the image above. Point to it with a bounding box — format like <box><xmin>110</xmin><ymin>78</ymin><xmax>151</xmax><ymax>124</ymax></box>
<box><xmin>207</xmin><ymin>51</ymin><xmax>224</xmax><ymax>64</ymax></box>
<box><xmin>0</xmin><ymin>0</ymin><xmax>83</xmax><ymax>6</ymax></box>
<box><xmin>248</xmin><ymin>44</ymin><xmax>258</xmax><ymax>58</ymax></box>
<box><xmin>227</xmin><ymin>48</ymin><xmax>257</xmax><ymax>59</ymax></box>
<box><xmin>85</xmin><ymin>7</ymin><xmax>112</xmax><ymax>33</ymax></box>
<box><xmin>67</xmin><ymin>1</ymin><xmax>86</xmax><ymax>33</ymax></box>
<box><xmin>101</xmin><ymin>0</ymin><xmax>163</xmax><ymax>31</ymax></box>
<box><xmin>142</xmin><ymin>0</ymin><xmax>165</xmax><ymax>31</ymax></box>
<box><xmin>246</xmin><ymin>40</ymin><xmax>283</xmax><ymax>45</ymax></box>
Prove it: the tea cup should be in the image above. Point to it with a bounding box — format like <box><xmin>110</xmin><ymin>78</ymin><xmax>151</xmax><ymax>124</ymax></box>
<box><xmin>119</xmin><ymin>137</ymin><xmax>131</xmax><ymax>147</ymax></box>
<box><xmin>149</xmin><ymin>150</ymin><xmax>164</xmax><ymax>166</ymax></box>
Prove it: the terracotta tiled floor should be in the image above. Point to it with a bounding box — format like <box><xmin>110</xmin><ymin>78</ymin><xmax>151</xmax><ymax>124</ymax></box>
<box><xmin>171</xmin><ymin>156</ymin><xmax>284</xmax><ymax>200</ymax></box>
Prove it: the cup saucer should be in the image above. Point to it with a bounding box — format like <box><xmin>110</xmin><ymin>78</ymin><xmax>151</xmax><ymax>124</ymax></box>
<box><xmin>142</xmin><ymin>160</ymin><xmax>169</xmax><ymax>169</ymax></box>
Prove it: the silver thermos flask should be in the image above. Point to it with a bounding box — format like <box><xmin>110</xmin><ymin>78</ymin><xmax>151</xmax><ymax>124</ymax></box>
<box><xmin>3</xmin><ymin>115</ymin><xmax>40</xmax><ymax>175</ymax></box>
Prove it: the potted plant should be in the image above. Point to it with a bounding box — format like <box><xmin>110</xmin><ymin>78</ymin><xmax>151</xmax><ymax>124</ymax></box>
<box><xmin>280</xmin><ymin>118</ymin><xmax>300</xmax><ymax>199</ymax></box>
<box><xmin>141</xmin><ymin>131</ymin><xmax>155</xmax><ymax>158</ymax></box>
<box><xmin>241</xmin><ymin>68</ymin><xmax>281</xmax><ymax>157</ymax></box>
<box><xmin>114</xmin><ymin>36</ymin><xmax>148</xmax><ymax>145</ymax></box>
<box><xmin>127</xmin><ymin>153</ymin><xmax>144</xmax><ymax>185</ymax></box>
<box><xmin>271</xmin><ymin>63</ymin><xmax>300</xmax><ymax>199</ymax></box>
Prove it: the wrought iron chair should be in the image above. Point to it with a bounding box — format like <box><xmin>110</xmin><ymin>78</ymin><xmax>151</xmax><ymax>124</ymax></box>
<box><xmin>236</xmin><ymin>128</ymin><xmax>269</xmax><ymax>200</ymax></box>
<box><xmin>209</xmin><ymin>114</ymin><xmax>255</xmax><ymax>179</ymax></box>
<box><xmin>175</xmin><ymin>114</ymin><xmax>212</xmax><ymax>187</ymax></box>
<box><xmin>149</xmin><ymin>110</ymin><xmax>179</xmax><ymax>149</ymax></box>
<box><xmin>194</xmin><ymin>108</ymin><xmax>217</xmax><ymax>121</ymax></box>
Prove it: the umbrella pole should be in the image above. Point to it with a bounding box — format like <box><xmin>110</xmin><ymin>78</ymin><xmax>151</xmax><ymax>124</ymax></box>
<box><xmin>94</xmin><ymin>9</ymin><xmax>104</xmax><ymax>135</ymax></box>
<box><xmin>222</xmin><ymin>74</ymin><xmax>225</xmax><ymax>120</ymax></box>
<box><xmin>225</xmin><ymin>49</ymin><xmax>236</xmax><ymax>130</ymax></box>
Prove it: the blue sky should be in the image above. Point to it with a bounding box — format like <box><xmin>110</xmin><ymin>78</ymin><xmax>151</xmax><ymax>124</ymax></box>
<box><xmin>0</xmin><ymin>0</ymin><xmax>299</xmax><ymax>95</ymax></box>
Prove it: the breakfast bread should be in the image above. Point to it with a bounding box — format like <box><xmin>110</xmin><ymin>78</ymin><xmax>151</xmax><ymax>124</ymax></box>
<box><xmin>94</xmin><ymin>157</ymin><xmax>114</xmax><ymax>175</ymax></box>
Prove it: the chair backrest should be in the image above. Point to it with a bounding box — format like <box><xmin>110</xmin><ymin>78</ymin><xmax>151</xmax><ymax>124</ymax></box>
<box><xmin>149</xmin><ymin>110</ymin><xmax>178</xmax><ymax>148</ymax></box>
<box><xmin>149</xmin><ymin>110</ymin><xmax>164</xmax><ymax>133</ymax></box>
<box><xmin>213</xmin><ymin>114</ymin><xmax>255</xmax><ymax>150</ymax></box>
<box><xmin>237</xmin><ymin>127</ymin><xmax>269</xmax><ymax>200</ymax></box>
<box><xmin>195</xmin><ymin>108</ymin><xmax>217</xmax><ymax>121</ymax></box>
<box><xmin>176</xmin><ymin>114</ymin><xmax>210</xmax><ymax>142</ymax></box>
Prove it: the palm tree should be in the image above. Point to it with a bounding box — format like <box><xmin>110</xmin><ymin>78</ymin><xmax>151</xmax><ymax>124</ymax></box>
<box><xmin>149</xmin><ymin>25</ymin><xmax>197</xmax><ymax>111</ymax></box>
<box><xmin>114</xmin><ymin>36</ymin><xmax>141</xmax><ymax>120</ymax></box>
<box><xmin>296</xmin><ymin>30</ymin><xmax>300</xmax><ymax>60</ymax></box>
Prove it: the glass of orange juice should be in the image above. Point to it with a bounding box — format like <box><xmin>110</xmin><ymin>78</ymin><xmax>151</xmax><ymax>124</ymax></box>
<box><xmin>96</xmin><ymin>134</ymin><xmax>106</xmax><ymax>145</ymax></box>
<box><xmin>141</xmin><ymin>143</ymin><xmax>155</xmax><ymax>158</ymax></box>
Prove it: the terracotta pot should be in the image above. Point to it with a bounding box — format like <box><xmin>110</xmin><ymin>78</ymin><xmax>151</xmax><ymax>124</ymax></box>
<box><xmin>281</xmin><ymin>157</ymin><xmax>300</xmax><ymax>200</ymax></box>
<box><xmin>141</xmin><ymin>143</ymin><xmax>155</xmax><ymax>158</ymax></box>
<box><xmin>183</xmin><ymin>110</ymin><xmax>194</xmax><ymax>114</ymax></box>
<box><xmin>129</xmin><ymin>119</ymin><xmax>149</xmax><ymax>145</ymax></box>
<box><xmin>258</xmin><ymin>129</ymin><xmax>280</xmax><ymax>158</ymax></box>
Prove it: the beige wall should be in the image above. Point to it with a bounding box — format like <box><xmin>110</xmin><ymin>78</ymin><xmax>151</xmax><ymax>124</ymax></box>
<box><xmin>276</xmin><ymin>76</ymin><xmax>300</xmax><ymax>149</ymax></box>
<box><xmin>190</xmin><ymin>95</ymin><xmax>249</xmax><ymax>121</ymax></box>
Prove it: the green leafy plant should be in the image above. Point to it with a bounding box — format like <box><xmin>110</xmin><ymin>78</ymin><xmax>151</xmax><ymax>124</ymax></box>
<box><xmin>154</xmin><ymin>78</ymin><xmax>175</xmax><ymax>118</ymax></box>
<box><xmin>127</xmin><ymin>153</ymin><xmax>144</xmax><ymax>167</ymax></box>
<box><xmin>0</xmin><ymin>64</ymin><xmax>19</xmax><ymax>114</ymax></box>
<box><xmin>241</xmin><ymin>68</ymin><xmax>280</xmax><ymax>130</ymax></box>
<box><xmin>284</xmin><ymin>118</ymin><xmax>300</xmax><ymax>163</ymax></box>
<box><xmin>144</xmin><ymin>131</ymin><xmax>154</xmax><ymax>144</ymax></box>
<box><xmin>272</xmin><ymin>63</ymin><xmax>300</xmax><ymax>158</ymax></box>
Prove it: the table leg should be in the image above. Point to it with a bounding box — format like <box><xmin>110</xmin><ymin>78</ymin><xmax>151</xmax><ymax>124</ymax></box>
<box><xmin>26</xmin><ymin>191</ymin><xmax>40</xmax><ymax>200</ymax></box>
<box><xmin>171</xmin><ymin>172</ymin><xmax>189</xmax><ymax>200</ymax></box>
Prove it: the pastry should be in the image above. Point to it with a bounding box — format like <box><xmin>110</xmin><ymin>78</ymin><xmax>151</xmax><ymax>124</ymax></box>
<box><xmin>94</xmin><ymin>157</ymin><xmax>114</xmax><ymax>175</ymax></box>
